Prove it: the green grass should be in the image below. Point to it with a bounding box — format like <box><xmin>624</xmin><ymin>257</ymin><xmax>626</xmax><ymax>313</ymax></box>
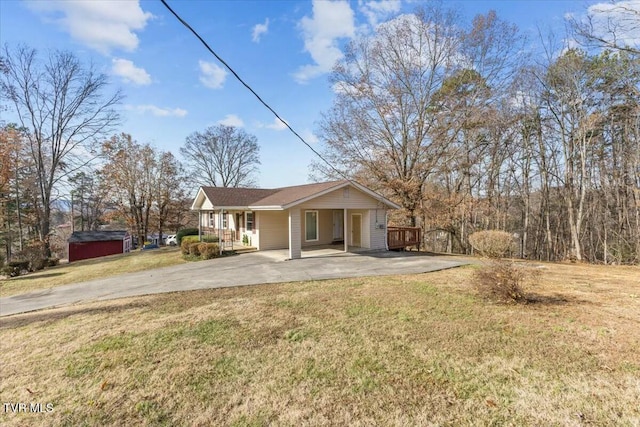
<box><xmin>1</xmin><ymin>263</ymin><xmax>639</xmax><ymax>426</ymax></box>
<box><xmin>0</xmin><ymin>247</ymin><xmax>186</xmax><ymax>297</ymax></box>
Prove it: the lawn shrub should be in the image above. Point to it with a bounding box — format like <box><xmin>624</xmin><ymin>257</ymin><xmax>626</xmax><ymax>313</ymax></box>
<box><xmin>474</xmin><ymin>260</ymin><xmax>537</xmax><ymax>304</ymax></box>
<box><xmin>47</xmin><ymin>258</ymin><xmax>60</xmax><ymax>267</ymax></box>
<box><xmin>2</xmin><ymin>261</ymin><xmax>29</xmax><ymax>277</ymax></box>
<box><xmin>469</xmin><ymin>230</ymin><xmax>514</xmax><ymax>258</ymax></box>
<box><xmin>202</xmin><ymin>236</ymin><xmax>219</xmax><ymax>243</ymax></box>
<box><xmin>176</xmin><ymin>228</ymin><xmax>199</xmax><ymax>245</ymax></box>
<box><xmin>13</xmin><ymin>242</ymin><xmax>48</xmax><ymax>271</ymax></box>
<box><xmin>198</xmin><ymin>243</ymin><xmax>220</xmax><ymax>259</ymax></box>
<box><xmin>182</xmin><ymin>235</ymin><xmax>201</xmax><ymax>244</ymax></box>
<box><xmin>188</xmin><ymin>243</ymin><xmax>201</xmax><ymax>257</ymax></box>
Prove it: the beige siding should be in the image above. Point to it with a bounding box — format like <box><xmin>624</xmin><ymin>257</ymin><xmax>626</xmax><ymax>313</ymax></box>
<box><xmin>369</xmin><ymin>209</ymin><xmax>387</xmax><ymax>250</ymax></box>
<box><xmin>297</xmin><ymin>186</ymin><xmax>381</xmax><ymax>210</ymax></box>
<box><xmin>301</xmin><ymin>210</ymin><xmax>334</xmax><ymax>247</ymax></box>
<box><xmin>258</xmin><ymin>210</ymin><xmax>289</xmax><ymax>250</ymax></box>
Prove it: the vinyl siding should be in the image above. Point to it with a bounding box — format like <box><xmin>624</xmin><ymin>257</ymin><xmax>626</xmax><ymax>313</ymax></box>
<box><xmin>258</xmin><ymin>210</ymin><xmax>289</xmax><ymax>250</ymax></box>
<box><xmin>301</xmin><ymin>209</ymin><xmax>334</xmax><ymax>247</ymax></box>
<box><xmin>369</xmin><ymin>209</ymin><xmax>387</xmax><ymax>250</ymax></box>
<box><xmin>297</xmin><ymin>186</ymin><xmax>381</xmax><ymax>210</ymax></box>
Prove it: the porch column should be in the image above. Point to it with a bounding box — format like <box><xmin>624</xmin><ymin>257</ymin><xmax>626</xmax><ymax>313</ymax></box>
<box><xmin>198</xmin><ymin>210</ymin><xmax>202</xmax><ymax>241</ymax></box>
<box><xmin>288</xmin><ymin>208</ymin><xmax>301</xmax><ymax>260</ymax></box>
<box><xmin>344</xmin><ymin>208</ymin><xmax>348</xmax><ymax>253</ymax></box>
<box><xmin>219</xmin><ymin>208</ymin><xmax>223</xmax><ymax>256</ymax></box>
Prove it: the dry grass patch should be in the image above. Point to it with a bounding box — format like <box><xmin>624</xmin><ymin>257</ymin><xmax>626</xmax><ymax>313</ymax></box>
<box><xmin>0</xmin><ymin>248</ymin><xmax>185</xmax><ymax>297</ymax></box>
<box><xmin>1</xmin><ymin>262</ymin><xmax>639</xmax><ymax>426</ymax></box>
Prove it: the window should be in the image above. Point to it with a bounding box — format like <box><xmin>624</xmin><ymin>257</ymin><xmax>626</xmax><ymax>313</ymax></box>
<box><xmin>208</xmin><ymin>212</ymin><xmax>214</xmax><ymax>227</ymax></box>
<box><xmin>222</xmin><ymin>213</ymin><xmax>228</xmax><ymax>229</ymax></box>
<box><xmin>246</xmin><ymin>212</ymin><xmax>254</xmax><ymax>231</ymax></box>
<box><xmin>305</xmin><ymin>210</ymin><xmax>318</xmax><ymax>241</ymax></box>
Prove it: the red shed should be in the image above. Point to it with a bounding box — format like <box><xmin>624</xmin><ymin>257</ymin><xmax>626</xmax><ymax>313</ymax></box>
<box><xmin>68</xmin><ymin>230</ymin><xmax>132</xmax><ymax>262</ymax></box>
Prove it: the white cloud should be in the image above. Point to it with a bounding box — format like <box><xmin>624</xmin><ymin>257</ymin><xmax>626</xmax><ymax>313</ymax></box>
<box><xmin>27</xmin><ymin>0</ymin><xmax>152</xmax><ymax>54</ymax></box>
<box><xmin>125</xmin><ymin>104</ymin><xmax>187</xmax><ymax>117</ymax></box>
<box><xmin>301</xmin><ymin>129</ymin><xmax>319</xmax><ymax>144</ymax></box>
<box><xmin>111</xmin><ymin>58</ymin><xmax>151</xmax><ymax>85</ymax></box>
<box><xmin>199</xmin><ymin>60</ymin><xmax>228</xmax><ymax>89</ymax></box>
<box><xmin>217</xmin><ymin>114</ymin><xmax>245</xmax><ymax>127</ymax></box>
<box><xmin>266</xmin><ymin>117</ymin><xmax>289</xmax><ymax>131</ymax></box>
<box><xmin>252</xmin><ymin>18</ymin><xmax>270</xmax><ymax>42</ymax></box>
<box><xmin>585</xmin><ymin>1</ymin><xmax>640</xmax><ymax>48</ymax></box>
<box><xmin>359</xmin><ymin>0</ymin><xmax>401</xmax><ymax>26</ymax></box>
<box><xmin>294</xmin><ymin>0</ymin><xmax>356</xmax><ymax>83</ymax></box>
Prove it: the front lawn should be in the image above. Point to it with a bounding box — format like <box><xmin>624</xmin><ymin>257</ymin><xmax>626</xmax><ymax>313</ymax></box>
<box><xmin>0</xmin><ymin>247</ymin><xmax>186</xmax><ymax>297</ymax></box>
<box><xmin>1</xmin><ymin>262</ymin><xmax>638</xmax><ymax>425</ymax></box>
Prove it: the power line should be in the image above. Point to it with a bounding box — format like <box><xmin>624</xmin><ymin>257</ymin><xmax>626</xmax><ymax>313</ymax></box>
<box><xmin>159</xmin><ymin>0</ymin><xmax>351</xmax><ymax>183</ymax></box>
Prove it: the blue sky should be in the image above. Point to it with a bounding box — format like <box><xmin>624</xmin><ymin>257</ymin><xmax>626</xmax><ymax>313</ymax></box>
<box><xmin>0</xmin><ymin>0</ymin><xmax>618</xmax><ymax>188</ymax></box>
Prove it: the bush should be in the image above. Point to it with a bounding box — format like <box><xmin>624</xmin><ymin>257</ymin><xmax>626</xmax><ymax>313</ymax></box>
<box><xmin>188</xmin><ymin>242</ymin><xmax>201</xmax><ymax>257</ymax></box>
<box><xmin>2</xmin><ymin>260</ymin><xmax>29</xmax><ymax>277</ymax></box>
<box><xmin>198</xmin><ymin>243</ymin><xmax>220</xmax><ymax>260</ymax></box>
<box><xmin>468</xmin><ymin>230</ymin><xmax>514</xmax><ymax>258</ymax></box>
<box><xmin>182</xmin><ymin>235</ymin><xmax>201</xmax><ymax>244</ymax></box>
<box><xmin>46</xmin><ymin>258</ymin><xmax>60</xmax><ymax>267</ymax></box>
<box><xmin>474</xmin><ymin>260</ymin><xmax>537</xmax><ymax>304</ymax></box>
<box><xmin>202</xmin><ymin>236</ymin><xmax>219</xmax><ymax>243</ymax></box>
<box><xmin>14</xmin><ymin>242</ymin><xmax>47</xmax><ymax>271</ymax></box>
<box><xmin>176</xmin><ymin>228</ymin><xmax>199</xmax><ymax>245</ymax></box>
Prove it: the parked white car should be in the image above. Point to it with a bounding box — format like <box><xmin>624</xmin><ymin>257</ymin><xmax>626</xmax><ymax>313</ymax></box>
<box><xmin>166</xmin><ymin>235</ymin><xmax>177</xmax><ymax>246</ymax></box>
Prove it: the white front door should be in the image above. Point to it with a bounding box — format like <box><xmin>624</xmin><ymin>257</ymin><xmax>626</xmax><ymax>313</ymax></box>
<box><xmin>333</xmin><ymin>210</ymin><xmax>344</xmax><ymax>240</ymax></box>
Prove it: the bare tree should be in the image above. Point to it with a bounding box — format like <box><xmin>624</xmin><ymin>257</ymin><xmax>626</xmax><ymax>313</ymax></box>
<box><xmin>101</xmin><ymin>134</ymin><xmax>156</xmax><ymax>247</ymax></box>
<box><xmin>180</xmin><ymin>125</ymin><xmax>260</xmax><ymax>187</ymax></box>
<box><xmin>313</xmin><ymin>6</ymin><xmax>462</xmax><ymax>226</ymax></box>
<box><xmin>569</xmin><ymin>2</ymin><xmax>640</xmax><ymax>56</ymax></box>
<box><xmin>0</xmin><ymin>45</ymin><xmax>121</xmax><ymax>255</ymax></box>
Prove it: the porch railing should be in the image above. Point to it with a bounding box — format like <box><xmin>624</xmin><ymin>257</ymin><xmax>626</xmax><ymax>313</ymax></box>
<box><xmin>387</xmin><ymin>226</ymin><xmax>421</xmax><ymax>250</ymax></box>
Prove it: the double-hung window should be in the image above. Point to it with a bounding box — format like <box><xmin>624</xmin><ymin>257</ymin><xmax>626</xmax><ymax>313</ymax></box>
<box><xmin>246</xmin><ymin>212</ymin><xmax>254</xmax><ymax>232</ymax></box>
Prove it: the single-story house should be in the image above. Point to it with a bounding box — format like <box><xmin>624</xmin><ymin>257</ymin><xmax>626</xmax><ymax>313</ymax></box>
<box><xmin>68</xmin><ymin>230</ymin><xmax>132</xmax><ymax>262</ymax></box>
<box><xmin>190</xmin><ymin>180</ymin><xmax>400</xmax><ymax>259</ymax></box>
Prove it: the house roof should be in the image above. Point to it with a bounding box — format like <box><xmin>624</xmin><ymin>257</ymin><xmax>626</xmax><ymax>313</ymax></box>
<box><xmin>68</xmin><ymin>230</ymin><xmax>130</xmax><ymax>243</ymax></box>
<box><xmin>249</xmin><ymin>180</ymin><xmax>349</xmax><ymax>208</ymax></box>
<box><xmin>194</xmin><ymin>180</ymin><xmax>400</xmax><ymax>210</ymax></box>
<box><xmin>200</xmin><ymin>187</ymin><xmax>279</xmax><ymax>207</ymax></box>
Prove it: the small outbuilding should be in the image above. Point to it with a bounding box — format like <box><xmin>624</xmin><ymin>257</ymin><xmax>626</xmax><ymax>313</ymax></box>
<box><xmin>68</xmin><ymin>230</ymin><xmax>132</xmax><ymax>262</ymax></box>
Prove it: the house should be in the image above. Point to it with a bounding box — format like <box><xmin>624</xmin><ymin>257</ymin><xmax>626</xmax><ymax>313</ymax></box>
<box><xmin>68</xmin><ymin>230</ymin><xmax>132</xmax><ymax>262</ymax></box>
<box><xmin>190</xmin><ymin>180</ymin><xmax>400</xmax><ymax>259</ymax></box>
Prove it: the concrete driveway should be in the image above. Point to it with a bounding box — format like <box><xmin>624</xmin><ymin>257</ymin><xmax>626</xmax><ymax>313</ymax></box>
<box><xmin>0</xmin><ymin>250</ymin><xmax>468</xmax><ymax>317</ymax></box>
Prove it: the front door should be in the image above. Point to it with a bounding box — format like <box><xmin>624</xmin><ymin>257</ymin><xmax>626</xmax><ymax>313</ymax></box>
<box><xmin>351</xmin><ymin>214</ymin><xmax>362</xmax><ymax>247</ymax></box>
<box><xmin>333</xmin><ymin>210</ymin><xmax>344</xmax><ymax>241</ymax></box>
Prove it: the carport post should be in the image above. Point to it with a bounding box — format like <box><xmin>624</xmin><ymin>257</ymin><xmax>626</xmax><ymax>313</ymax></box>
<box><xmin>344</xmin><ymin>209</ymin><xmax>348</xmax><ymax>253</ymax></box>
<box><xmin>288</xmin><ymin>208</ymin><xmax>301</xmax><ymax>259</ymax></box>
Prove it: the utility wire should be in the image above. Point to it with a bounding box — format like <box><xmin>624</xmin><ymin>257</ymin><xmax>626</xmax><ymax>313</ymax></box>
<box><xmin>159</xmin><ymin>0</ymin><xmax>352</xmax><ymax>184</ymax></box>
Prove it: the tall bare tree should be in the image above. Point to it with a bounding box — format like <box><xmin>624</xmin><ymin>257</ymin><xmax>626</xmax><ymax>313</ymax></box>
<box><xmin>313</xmin><ymin>6</ymin><xmax>462</xmax><ymax>226</ymax></box>
<box><xmin>569</xmin><ymin>2</ymin><xmax>640</xmax><ymax>56</ymax></box>
<box><xmin>0</xmin><ymin>45</ymin><xmax>121</xmax><ymax>255</ymax></box>
<box><xmin>180</xmin><ymin>125</ymin><xmax>260</xmax><ymax>188</ymax></box>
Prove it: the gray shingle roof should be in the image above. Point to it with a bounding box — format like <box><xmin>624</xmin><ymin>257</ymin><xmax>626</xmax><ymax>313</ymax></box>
<box><xmin>68</xmin><ymin>230</ymin><xmax>130</xmax><ymax>243</ymax></box>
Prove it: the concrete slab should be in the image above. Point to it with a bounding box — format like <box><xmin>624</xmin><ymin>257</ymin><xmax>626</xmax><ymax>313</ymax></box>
<box><xmin>0</xmin><ymin>251</ymin><xmax>468</xmax><ymax>317</ymax></box>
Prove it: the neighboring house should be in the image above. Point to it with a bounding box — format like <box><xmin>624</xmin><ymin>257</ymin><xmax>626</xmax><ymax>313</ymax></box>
<box><xmin>68</xmin><ymin>230</ymin><xmax>132</xmax><ymax>262</ymax></box>
<box><xmin>190</xmin><ymin>180</ymin><xmax>400</xmax><ymax>259</ymax></box>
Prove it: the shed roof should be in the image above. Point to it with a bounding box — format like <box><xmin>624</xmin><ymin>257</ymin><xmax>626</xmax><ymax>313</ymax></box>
<box><xmin>68</xmin><ymin>230</ymin><xmax>130</xmax><ymax>243</ymax></box>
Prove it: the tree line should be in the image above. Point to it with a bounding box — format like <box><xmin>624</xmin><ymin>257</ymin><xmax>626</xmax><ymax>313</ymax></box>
<box><xmin>312</xmin><ymin>4</ymin><xmax>639</xmax><ymax>264</ymax></box>
<box><xmin>1</xmin><ymin>44</ymin><xmax>260</xmax><ymax>262</ymax></box>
